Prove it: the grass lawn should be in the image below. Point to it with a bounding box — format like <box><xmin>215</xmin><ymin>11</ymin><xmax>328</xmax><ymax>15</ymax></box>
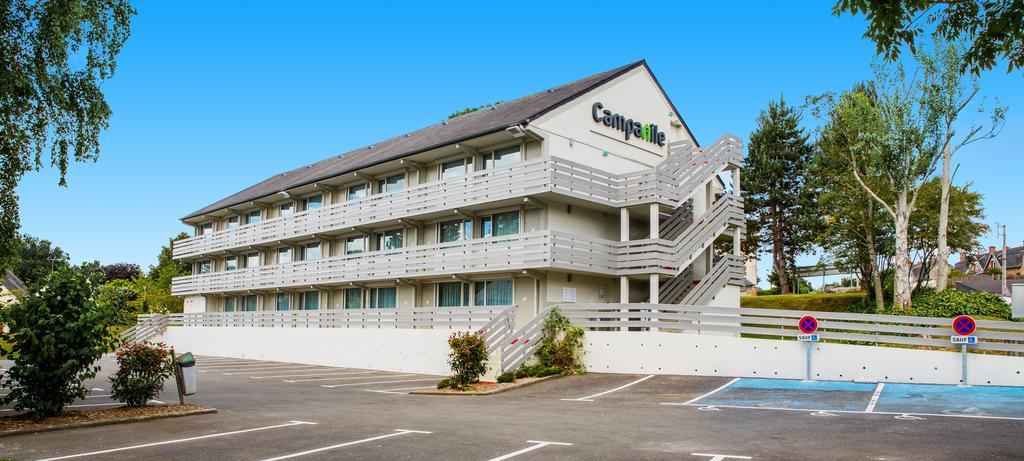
<box><xmin>740</xmin><ymin>292</ymin><xmax>866</xmax><ymax>312</ymax></box>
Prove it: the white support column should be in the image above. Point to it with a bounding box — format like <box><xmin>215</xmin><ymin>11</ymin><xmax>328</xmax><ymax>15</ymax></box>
<box><xmin>620</xmin><ymin>276</ymin><xmax>630</xmax><ymax>303</ymax></box>
<box><xmin>733</xmin><ymin>227</ymin><xmax>742</xmax><ymax>256</ymax></box>
<box><xmin>620</xmin><ymin>208</ymin><xmax>630</xmax><ymax>242</ymax></box>
<box><xmin>649</xmin><ymin>274</ymin><xmax>659</xmax><ymax>304</ymax></box>
<box><xmin>649</xmin><ymin>203</ymin><xmax>659</xmax><ymax>239</ymax></box>
<box><xmin>732</xmin><ymin>168</ymin><xmax>741</xmax><ymax>196</ymax></box>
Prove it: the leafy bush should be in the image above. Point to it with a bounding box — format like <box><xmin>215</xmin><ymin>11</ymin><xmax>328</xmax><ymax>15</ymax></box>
<box><xmin>910</xmin><ymin>290</ymin><xmax>1011</xmax><ymax>319</ymax></box>
<box><xmin>98</xmin><ymin>279</ymin><xmax>142</xmax><ymax>325</ymax></box>
<box><xmin>513</xmin><ymin>363</ymin><xmax>562</xmax><ymax>379</ymax></box>
<box><xmin>110</xmin><ymin>342</ymin><xmax>174</xmax><ymax>406</ymax></box>
<box><xmin>436</xmin><ymin>377</ymin><xmax>453</xmax><ymax>389</ymax></box>
<box><xmin>444</xmin><ymin>330</ymin><xmax>488</xmax><ymax>390</ymax></box>
<box><xmin>496</xmin><ymin>372</ymin><xmax>515</xmax><ymax>383</ymax></box>
<box><xmin>0</xmin><ymin>265</ymin><xmax>116</xmax><ymax>419</ymax></box>
<box><xmin>536</xmin><ymin>308</ymin><xmax>586</xmax><ymax>374</ymax></box>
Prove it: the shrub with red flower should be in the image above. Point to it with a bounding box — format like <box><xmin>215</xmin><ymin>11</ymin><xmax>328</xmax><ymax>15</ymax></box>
<box><xmin>109</xmin><ymin>342</ymin><xmax>174</xmax><ymax>406</ymax></box>
<box><xmin>443</xmin><ymin>330</ymin><xmax>488</xmax><ymax>390</ymax></box>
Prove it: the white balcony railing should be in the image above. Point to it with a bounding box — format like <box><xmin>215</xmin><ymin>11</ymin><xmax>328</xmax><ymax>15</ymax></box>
<box><xmin>173</xmin><ymin>135</ymin><xmax>744</xmax><ymax>260</ymax></box>
<box><xmin>172</xmin><ymin>196</ymin><xmax>745</xmax><ymax>297</ymax></box>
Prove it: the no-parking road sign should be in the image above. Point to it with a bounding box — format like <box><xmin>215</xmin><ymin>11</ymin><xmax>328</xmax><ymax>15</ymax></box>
<box><xmin>951</xmin><ymin>315</ymin><xmax>978</xmax><ymax>345</ymax></box>
<box><xmin>797</xmin><ymin>315</ymin><xmax>819</xmax><ymax>342</ymax></box>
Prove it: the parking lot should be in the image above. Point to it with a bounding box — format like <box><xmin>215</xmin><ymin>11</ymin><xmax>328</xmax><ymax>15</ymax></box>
<box><xmin>2</xmin><ymin>356</ymin><xmax>1024</xmax><ymax>460</ymax></box>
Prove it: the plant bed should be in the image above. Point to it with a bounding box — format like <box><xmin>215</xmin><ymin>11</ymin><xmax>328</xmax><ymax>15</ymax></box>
<box><xmin>0</xmin><ymin>404</ymin><xmax>216</xmax><ymax>437</ymax></box>
<box><xmin>412</xmin><ymin>375</ymin><xmax>562</xmax><ymax>396</ymax></box>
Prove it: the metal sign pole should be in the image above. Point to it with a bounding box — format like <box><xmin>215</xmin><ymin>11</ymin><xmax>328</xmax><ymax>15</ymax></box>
<box><xmin>805</xmin><ymin>341</ymin><xmax>812</xmax><ymax>381</ymax></box>
<box><xmin>960</xmin><ymin>343</ymin><xmax>968</xmax><ymax>387</ymax></box>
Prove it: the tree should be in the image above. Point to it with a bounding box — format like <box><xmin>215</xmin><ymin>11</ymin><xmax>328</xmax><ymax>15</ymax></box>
<box><xmin>767</xmin><ymin>270</ymin><xmax>813</xmax><ymax>294</ymax></box>
<box><xmin>743</xmin><ymin>97</ymin><xmax>819</xmax><ymax>294</ymax></box>
<box><xmin>0</xmin><ymin>264</ymin><xmax>116</xmax><ymax>419</ymax></box>
<box><xmin>97</xmin><ymin>278</ymin><xmax>140</xmax><ymax>324</ymax></box>
<box><xmin>842</xmin><ymin>46</ymin><xmax>1001</xmax><ymax>310</ymax></box>
<box><xmin>916</xmin><ymin>43</ymin><xmax>1004</xmax><ymax>291</ymax></box>
<box><xmin>909</xmin><ymin>178</ymin><xmax>988</xmax><ymax>292</ymax></box>
<box><xmin>834</xmin><ymin>0</ymin><xmax>1024</xmax><ymax>74</ymax></box>
<box><xmin>138</xmin><ymin>232</ymin><xmax>192</xmax><ymax>314</ymax></box>
<box><xmin>811</xmin><ymin>84</ymin><xmax>893</xmax><ymax>309</ymax></box>
<box><xmin>0</xmin><ymin>0</ymin><xmax>135</xmax><ymax>269</ymax></box>
<box><xmin>100</xmin><ymin>262</ymin><xmax>141</xmax><ymax>283</ymax></box>
<box><xmin>11</xmin><ymin>234</ymin><xmax>69</xmax><ymax>289</ymax></box>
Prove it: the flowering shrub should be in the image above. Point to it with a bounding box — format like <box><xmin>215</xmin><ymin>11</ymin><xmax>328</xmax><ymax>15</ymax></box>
<box><xmin>444</xmin><ymin>330</ymin><xmax>488</xmax><ymax>390</ymax></box>
<box><xmin>110</xmin><ymin>342</ymin><xmax>174</xmax><ymax>406</ymax></box>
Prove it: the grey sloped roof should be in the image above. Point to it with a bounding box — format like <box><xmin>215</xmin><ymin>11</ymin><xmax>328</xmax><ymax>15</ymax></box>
<box><xmin>184</xmin><ymin>60</ymin><xmax>671</xmax><ymax>220</ymax></box>
<box><xmin>3</xmin><ymin>270</ymin><xmax>26</xmax><ymax>293</ymax></box>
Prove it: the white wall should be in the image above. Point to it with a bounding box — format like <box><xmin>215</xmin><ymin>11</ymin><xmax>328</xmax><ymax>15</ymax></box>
<box><xmin>156</xmin><ymin>326</ymin><xmax>456</xmax><ymax>375</ymax></box>
<box><xmin>584</xmin><ymin>331</ymin><xmax>1024</xmax><ymax>387</ymax></box>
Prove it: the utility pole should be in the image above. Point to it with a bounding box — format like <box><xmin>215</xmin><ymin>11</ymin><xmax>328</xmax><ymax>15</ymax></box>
<box><xmin>1001</xmin><ymin>223</ymin><xmax>1008</xmax><ymax>297</ymax></box>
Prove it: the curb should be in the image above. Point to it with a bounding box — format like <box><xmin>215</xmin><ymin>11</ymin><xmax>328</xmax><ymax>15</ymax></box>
<box><xmin>411</xmin><ymin>374</ymin><xmax>563</xmax><ymax>396</ymax></box>
<box><xmin>0</xmin><ymin>407</ymin><xmax>218</xmax><ymax>438</ymax></box>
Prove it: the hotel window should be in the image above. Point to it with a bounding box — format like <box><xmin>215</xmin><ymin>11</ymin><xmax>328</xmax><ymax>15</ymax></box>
<box><xmin>344</xmin><ymin>288</ymin><xmax>363</xmax><ymax>309</ymax></box>
<box><xmin>246</xmin><ymin>210</ymin><xmax>261</xmax><ymax>225</ymax></box>
<box><xmin>474</xmin><ymin>280</ymin><xmax>513</xmax><ymax>306</ymax></box>
<box><xmin>243</xmin><ymin>295</ymin><xmax>258</xmax><ymax>311</ymax></box>
<box><xmin>224</xmin><ymin>256</ymin><xmax>238</xmax><ymax>271</ymax></box>
<box><xmin>440</xmin><ymin>158</ymin><xmax>471</xmax><ymax>180</ymax></box>
<box><xmin>437</xmin><ymin>282</ymin><xmax>470</xmax><ymax>307</ymax></box>
<box><xmin>439</xmin><ymin>219</ymin><xmax>472</xmax><ymax>243</ymax></box>
<box><xmin>301</xmin><ymin>242</ymin><xmax>321</xmax><ymax>261</ymax></box>
<box><xmin>376</xmin><ymin>229</ymin><xmax>403</xmax><ymax>251</ymax></box>
<box><xmin>227</xmin><ymin>216</ymin><xmax>240</xmax><ymax>230</ymax></box>
<box><xmin>369</xmin><ymin>287</ymin><xmax>397</xmax><ymax>309</ymax></box>
<box><xmin>224</xmin><ymin>297</ymin><xmax>236</xmax><ymax>312</ymax></box>
<box><xmin>482</xmin><ymin>145</ymin><xmax>521</xmax><ymax>170</ymax></box>
<box><xmin>377</xmin><ymin>173</ymin><xmax>405</xmax><ymax>194</ymax></box>
<box><xmin>244</xmin><ymin>252</ymin><xmax>259</xmax><ymax>268</ymax></box>
<box><xmin>279</xmin><ymin>202</ymin><xmax>294</xmax><ymax>217</ymax></box>
<box><xmin>480</xmin><ymin>211</ymin><xmax>520</xmax><ymax>238</ymax></box>
<box><xmin>345</xmin><ymin>235</ymin><xmax>366</xmax><ymax>254</ymax></box>
<box><xmin>304</xmin><ymin>194</ymin><xmax>322</xmax><ymax>211</ymax></box>
<box><xmin>347</xmin><ymin>183</ymin><xmax>368</xmax><ymax>201</ymax></box>
<box><xmin>199</xmin><ymin>222</ymin><xmax>213</xmax><ymax>235</ymax></box>
<box><xmin>276</xmin><ymin>293</ymin><xmax>290</xmax><ymax>311</ymax></box>
<box><xmin>278</xmin><ymin>247</ymin><xmax>293</xmax><ymax>264</ymax></box>
<box><xmin>300</xmin><ymin>291</ymin><xmax>319</xmax><ymax>310</ymax></box>
<box><xmin>199</xmin><ymin>260</ymin><xmax>212</xmax><ymax>274</ymax></box>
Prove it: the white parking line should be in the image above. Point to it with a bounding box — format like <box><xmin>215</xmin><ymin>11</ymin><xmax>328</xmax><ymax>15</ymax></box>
<box><xmin>35</xmin><ymin>420</ymin><xmax>318</xmax><ymax>460</ymax></box>
<box><xmin>199</xmin><ymin>364</ymin><xmax>318</xmax><ymax>373</ymax></box>
<box><xmin>283</xmin><ymin>373</ymin><xmax>406</xmax><ymax>383</ymax></box>
<box><xmin>252</xmin><ymin>371</ymin><xmax>377</xmax><ymax>380</ymax></box>
<box><xmin>223</xmin><ymin>366</ymin><xmax>325</xmax><ymax>375</ymax></box>
<box><xmin>258</xmin><ymin>429</ymin><xmax>431</xmax><ymax>461</ymax></box>
<box><xmin>561</xmin><ymin>375</ymin><xmax>655</xmax><ymax>402</ymax></box>
<box><xmin>321</xmin><ymin>378</ymin><xmax>438</xmax><ymax>389</ymax></box>
<box><xmin>0</xmin><ymin>401</ymin><xmax>156</xmax><ymax>412</ymax></box>
<box><xmin>691</xmin><ymin>453</ymin><xmax>752</xmax><ymax>460</ymax></box>
<box><xmin>865</xmin><ymin>383</ymin><xmax>885</xmax><ymax>413</ymax></box>
<box><xmin>682</xmin><ymin>377</ymin><xmax>740</xmax><ymax>405</ymax></box>
<box><xmin>363</xmin><ymin>386</ymin><xmax>436</xmax><ymax>395</ymax></box>
<box><xmin>487</xmin><ymin>440</ymin><xmax>573</xmax><ymax>461</ymax></box>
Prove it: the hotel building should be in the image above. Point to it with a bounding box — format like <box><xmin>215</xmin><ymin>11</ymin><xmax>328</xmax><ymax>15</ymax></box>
<box><xmin>170</xmin><ymin>60</ymin><xmax>745</xmax><ymax>331</ymax></box>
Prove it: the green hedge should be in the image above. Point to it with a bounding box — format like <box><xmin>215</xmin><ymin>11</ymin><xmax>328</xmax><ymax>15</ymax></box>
<box><xmin>740</xmin><ymin>292</ymin><xmax>867</xmax><ymax>312</ymax></box>
<box><xmin>910</xmin><ymin>290</ymin><xmax>1011</xmax><ymax>319</ymax></box>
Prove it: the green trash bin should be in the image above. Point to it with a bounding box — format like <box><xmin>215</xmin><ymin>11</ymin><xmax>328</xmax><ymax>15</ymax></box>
<box><xmin>175</xmin><ymin>352</ymin><xmax>197</xmax><ymax>395</ymax></box>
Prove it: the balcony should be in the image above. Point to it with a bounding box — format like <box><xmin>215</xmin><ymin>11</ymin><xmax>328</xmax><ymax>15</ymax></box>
<box><xmin>172</xmin><ymin>196</ymin><xmax>744</xmax><ymax>297</ymax></box>
<box><xmin>173</xmin><ymin>137</ymin><xmax>743</xmax><ymax>260</ymax></box>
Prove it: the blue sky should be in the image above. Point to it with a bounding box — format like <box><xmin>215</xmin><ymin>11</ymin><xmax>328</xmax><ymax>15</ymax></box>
<box><xmin>16</xmin><ymin>2</ymin><xmax>1023</xmax><ymax>287</ymax></box>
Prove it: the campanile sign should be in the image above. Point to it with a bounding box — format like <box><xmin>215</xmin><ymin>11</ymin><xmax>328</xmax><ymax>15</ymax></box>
<box><xmin>591</xmin><ymin>102</ymin><xmax>666</xmax><ymax>146</ymax></box>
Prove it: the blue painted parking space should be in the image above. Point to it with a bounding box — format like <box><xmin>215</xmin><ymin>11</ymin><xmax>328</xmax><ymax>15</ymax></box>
<box><xmin>692</xmin><ymin>378</ymin><xmax>877</xmax><ymax>412</ymax></box>
<box><xmin>874</xmin><ymin>383</ymin><xmax>1024</xmax><ymax>418</ymax></box>
<box><xmin>684</xmin><ymin>378</ymin><xmax>1024</xmax><ymax>420</ymax></box>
